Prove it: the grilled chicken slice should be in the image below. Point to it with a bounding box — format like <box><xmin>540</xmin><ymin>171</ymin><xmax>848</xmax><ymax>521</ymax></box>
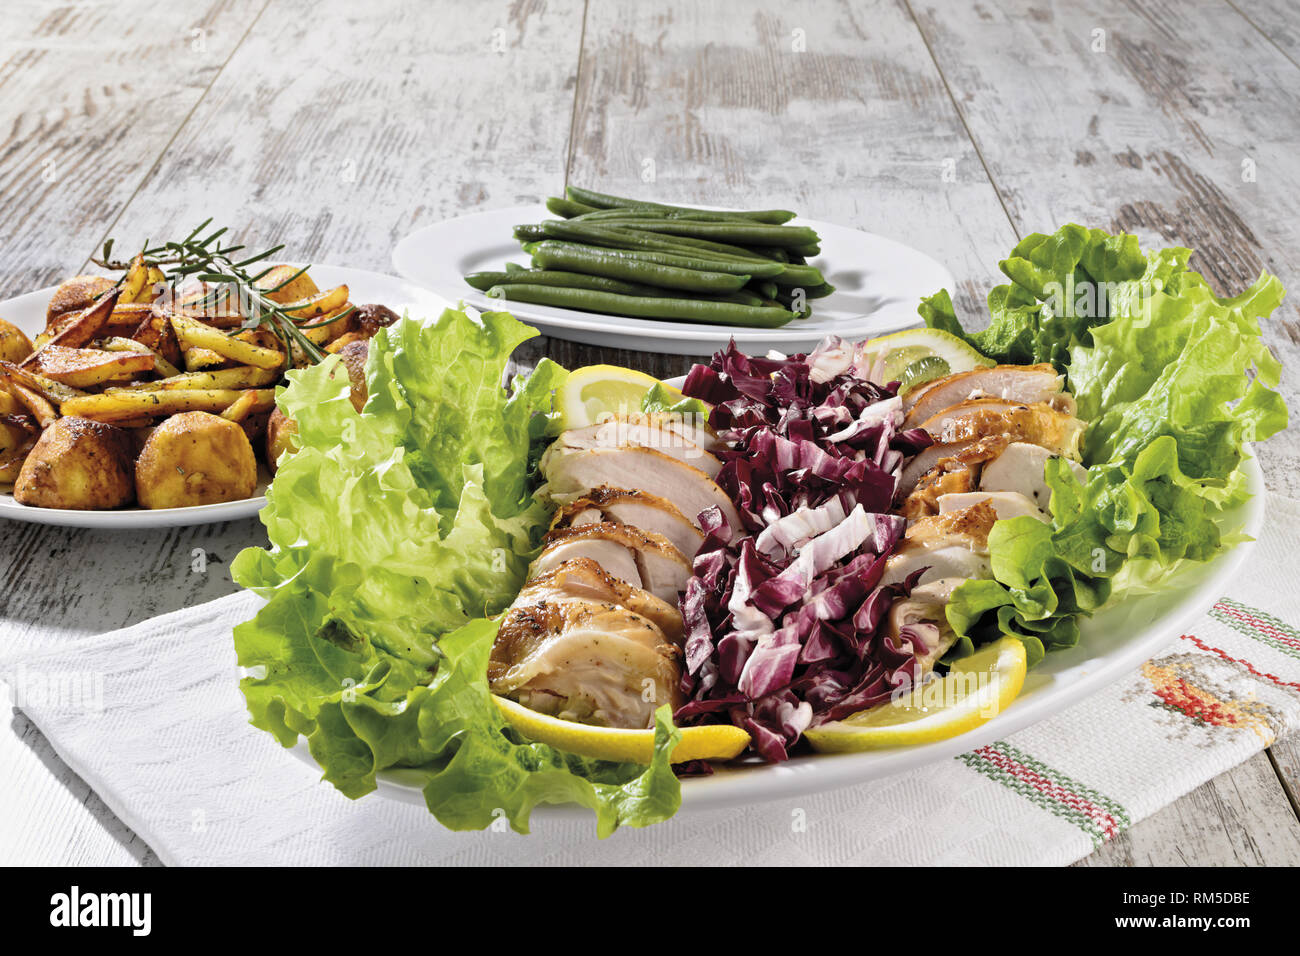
<box><xmin>537</xmin><ymin>522</ymin><xmax>691</xmax><ymax>602</ymax></box>
<box><xmin>514</xmin><ymin>557</ymin><xmax>683</xmax><ymax>644</ymax></box>
<box><xmin>900</xmin><ymin>464</ymin><xmax>976</xmax><ymax>521</ymax></box>
<box><xmin>937</xmin><ymin>490</ymin><xmax>1047</xmax><ymax>522</ymax></box>
<box><xmin>533</xmin><ymin>531</ymin><xmax>644</xmax><ymax>591</ymax></box>
<box><xmin>551</xmin><ymin>486</ymin><xmax>706</xmax><ymax>559</ymax></box>
<box><xmin>979</xmin><ymin>441</ymin><xmax>1088</xmax><ymax>512</ymax></box>
<box><xmin>489</xmin><ymin>599</ymin><xmax>682</xmax><ymax>729</ymax></box>
<box><xmin>557</xmin><ymin>414</ymin><xmax>723</xmax><ymax>478</ymax></box>
<box><xmin>897</xmin><ymin>434</ymin><xmax>1011</xmax><ymax>497</ymax></box>
<box><xmin>903</xmin><ymin>364</ymin><xmax>1069</xmax><ymax>425</ymax></box>
<box><xmin>880</xmin><ymin>501</ymin><xmax>997</xmax><ymax>586</ymax></box>
<box><xmin>542</xmin><ymin>443</ymin><xmax>742</xmax><ymax>532</ymax></box>
<box><xmin>920</xmin><ymin>400</ymin><xmax>1085</xmax><ymax>456</ymax></box>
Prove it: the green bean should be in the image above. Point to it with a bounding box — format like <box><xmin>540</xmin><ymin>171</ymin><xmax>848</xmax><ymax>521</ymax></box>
<box><xmin>565</xmin><ymin>186</ymin><xmax>796</xmax><ymax>225</ymax></box>
<box><xmin>609</xmin><ymin>225</ymin><xmax>782</xmax><ymax>261</ymax></box>
<box><xmin>531</xmin><ymin>240</ymin><xmax>783</xmax><ymax>279</ymax></box>
<box><xmin>583</xmin><ymin>218</ymin><xmax>820</xmax><ymax>248</ymax></box>
<box><xmin>485</xmin><ymin>283</ymin><xmax>798</xmax><ymax>328</ymax></box>
<box><xmin>527</xmin><ymin>242</ymin><xmax>750</xmax><ymax>293</ymax></box>
<box><xmin>537</xmin><ymin>221</ymin><xmax>783</xmax><ymax>269</ymax></box>
<box><xmin>546</xmin><ymin>196</ymin><xmax>600</xmax><ymax>218</ymax></box>
<box><xmin>574</xmin><ymin>227</ymin><xmax>825</xmax><ymax>285</ymax></box>
<box><xmin>466</xmin><ymin>268</ymin><xmax>765</xmax><ymax>305</ymax></box>
<box><xmin>749</xmin><ymin>279</ymin><xmax>779</xmax><ymax>301</ymax></box>
<box><xmin>513</xmin><ymin>224</ymin><xmax>548</xmax><ymax>242</ymax></box>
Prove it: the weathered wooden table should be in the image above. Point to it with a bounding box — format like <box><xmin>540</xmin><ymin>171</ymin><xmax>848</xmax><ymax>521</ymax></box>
<box><xmin>2</xmin><ymin>0</ymin><xmax>1298</xmax><ymax>865</ymax></box>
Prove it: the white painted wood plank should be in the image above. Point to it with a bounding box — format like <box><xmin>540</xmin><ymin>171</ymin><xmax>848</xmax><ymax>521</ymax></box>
<box><xmin>566</xmin><ymin>0</ymin><xmax>1020</xmax><ymax>329</ymax></box>
<box><xmin>0</xmin><ymin>0</ymin><xmax>268</xmax><ymax>299</ymax></box>
<box><xmin>906</xmin><ymin>0</ymin><xmax>1300</xmax><ymax>491</ymax></box>
<box><xmin>1076</xmin><ymin>750</ymin><xmax>1300</xmax><ymax>866</ymax></box>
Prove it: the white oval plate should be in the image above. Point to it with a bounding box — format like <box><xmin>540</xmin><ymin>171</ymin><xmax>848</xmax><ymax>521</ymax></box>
<box><xmin>349</xmin><ymin>440</ymin><xmax>1265</xmax><ymax>814</ymax></box>
<box><xmin>0</xmin><ymin>263</ymin><xmax>448</xmax><ymax>529</ymax></box>
<box><xmin>391</xmin><ymin>204</ymin><xmax>954</xmax><ymax>355</ymax></box>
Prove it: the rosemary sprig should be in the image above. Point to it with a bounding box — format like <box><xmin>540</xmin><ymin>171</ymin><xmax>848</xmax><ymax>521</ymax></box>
<box><xmin>92</xmin><ymin>222</ymin><xmax>353</xmax><ymax>366</ymax></box>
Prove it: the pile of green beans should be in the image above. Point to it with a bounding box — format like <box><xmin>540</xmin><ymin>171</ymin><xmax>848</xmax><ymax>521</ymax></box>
<box><xmin>463</xmin><ymin>187</ymin><xmax>835</xmax><ymax>328</ymax></box>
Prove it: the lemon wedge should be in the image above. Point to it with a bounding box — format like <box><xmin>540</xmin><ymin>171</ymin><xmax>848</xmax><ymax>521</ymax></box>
<box><xmin>557</xmin><ymin>364</ymin><xmax>681</xmax><ymax>429</ymax></box>
<box><xmin>803</xmin><ymin>637</ymin><xmax>1027</xmax><ymax>752</ymax></box>
<box><xmin>494</xmin><ymin>695</ymin><xmax>750</xmax><ymax>763</ymax></box>
<box><xmin>858</xmin><ymin>327</ymin><xmax>994</xmax><ymax>395</ymax></box>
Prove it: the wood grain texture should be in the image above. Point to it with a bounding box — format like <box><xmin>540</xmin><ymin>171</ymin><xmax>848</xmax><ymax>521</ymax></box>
<box><xmin>1228</xmin><ymin>0</ymin><xmax>1300</xmax><ymax>67</ymax></box>
<box><xmin>1076</xmin><ymin>743</ymin><xmax>1300</xmax><ymax>866</ymax></box>
<box><xmin>564</xmin><ymin>0</ymin><xmax>1020</xmax><ymax>335</ymax></box>
<box><xmin>906</xmin><ymin>0</ymin><xmax>1300</xmax><ymax>492</ymax></box>
<box><xmin>0</xmin><ymin>0</ymin><xmax>268</xmax><ymax>300</ymax></box>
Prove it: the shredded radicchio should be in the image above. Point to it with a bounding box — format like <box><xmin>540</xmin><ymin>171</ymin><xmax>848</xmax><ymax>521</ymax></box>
<box><xmin>676</xmin><ymin>340</ymin><xmax>934</xmax><ymax>761</ymax></box>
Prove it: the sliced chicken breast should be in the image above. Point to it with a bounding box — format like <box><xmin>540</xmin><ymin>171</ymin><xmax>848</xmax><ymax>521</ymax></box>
<box><xmin>903</xmin><ymin>364</ymin><xmax>1066</xmax><ymax>425</ymax></box>
<box><xmin>921</xmin><ymin>401</ymin><xmax>1085</xmax><ymax>457</ymax></box>
<box><xmin>897</xmin><ymin>434</ymin><xmax>1012</xmax><ymax>497</ymax></box>
<box><xmin>514</xmin><ymin>557</ymin><xmax>684</xmax><ymax>644</ymax></box>
<box><xmin>900</xmin><ymin>462</ymin><xmax>976</xmax><ymax>520</ymax></box>
<box><xmin>542</xmin><ymin>443</ymin><xmax>742</xmax><ymax>532</ymax></box>
<box><xmin>488</xmin><ymin>599</ymin><xmax>682</xmax><ymax>729</ymax></box>
<box><xmin>979</xmin><ymin>441</ymin><xmax>1088</xmax><ymax>512</ymax></box>
<box><xmin>533</xmin><ymin>534</ymin><xmax>644</xmax><ymax>591</ymax></box>
<box><xmin>557</xmin><ymin>415</ymin><xmax>723</xmax><ymax>478</ymax></box>
<box><xmin>879</xmin><ymin>501</ymin><xmax>998</xmax><ymax>586</ymax></box>
<box><xmin>551</xmin><ymin>486</ymin><xmax>706</xmax><ymax>560</ymax></box>
<box><xmin>938</xmin><ymin>490</ymin><xmax>1047</xmax><ymax>522</ymax></box>
<box><xmin>538</xmin><ymin>522</ymin><xmax>691</xmax><ymax>602</ymax></box>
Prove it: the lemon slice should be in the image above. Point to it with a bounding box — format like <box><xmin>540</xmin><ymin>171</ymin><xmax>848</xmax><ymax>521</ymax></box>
<box><xmin>859</xmin><ymin>327</ymin><xmax>994</xmax><ymax>394</ymax></box>
<box><xmin>494</xmin><ymin>695</ymin><xmax>750</xmax><ymax>763</ymax></box>
<box><xmin>803</xmin><ymin>637</ymin><xmax>1027</xmax><ymax>752</ymax></box>
<box><xmin>557</xmin><ymin>364</ymin><xmax>681</xmax><ymax>429</ymax></box>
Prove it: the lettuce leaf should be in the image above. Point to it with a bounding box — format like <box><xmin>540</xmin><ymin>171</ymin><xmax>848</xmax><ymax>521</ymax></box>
<box><xmin>231</xmin><ymin>307</ymin><xmax>682</xmax><ymax>834</ymax></box>
<box><xmin>925</xmin><ymin>225</ymin><xmax>1286</xmax><ymax>659</ymax></box>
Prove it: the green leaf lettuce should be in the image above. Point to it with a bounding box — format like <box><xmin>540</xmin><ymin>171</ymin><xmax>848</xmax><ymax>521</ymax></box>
<box><xmin>924</xmin><ymin>225</ymin><xmax>1287</xmax><ymax>660</ymax></box>
<box><xmin>231</xmin><ymin>307</ymin><xmax>682</xmax><ymax>834</ymax></box>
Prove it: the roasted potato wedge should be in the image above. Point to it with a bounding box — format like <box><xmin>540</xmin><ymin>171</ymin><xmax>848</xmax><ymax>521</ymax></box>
<box><xmin>301</xmin><ymin>302</ymin><xmax>356</xmax><ymax>347</ymax></box>
<box><xmin>219</xmin><ymin>388</ymin><xmax>275</xmax><ymax>422</ymax></box>
<box><xmin>0</xmin><ymin>389</ymin><xmax>38</xmax><ymax>458</ymax></box>
<box><xmin>32</xmin><ymin>346</ymin><xmax>155</xmax><ymax>388</ymax></box>
<box><xmin>265</xmin><ymin>407</ymin><xmax>299</xmax><ymax>473</ymax></box>
<box><xmin>46</xmin><ymin>275</ymin><xmax>116</xmax><ymax>327</ymax></box>
<box><xmin>24</xmin><ymin>289</ymin><xmax>119</xmax><ymax>365</ymax></box>
<box><xmin>281</xmin><ymin>284</ymin><xmax>348</xmax><ymax>320</ymax></box>
<box><xmin>0</xmin><ymin>319</ymin><xmax>33</xmax><ymax>363</ymax></box>
<box><xmin>117</xmin><ymin>366</ymin><xmax>278</xmax><ymax>391</ymax></box>
<box><xmin>130</xmin><ymin>305</ymin><xmax>184</xmax><ymax>368</ymax></box>
<box><xmin>0</xmin><ymin>436</ymin><xmax>36</xmax><ymax>483</ymax></box>
<box><xmin>101</xmin><ymin>337</ymin><xmax>182</xmax><ymax>378</ymax></box>
<box><xmin>182</xmin><ymin>347</ymin><xmax>231</xmax><ymax>371</ymax></box>
<box><xmin>1</xmin><ymin>361</ymin><xmax>87</xmax><ymax>405</ymax></box>
<box><xmin>254</xmin><ymin>265</ymin><xmax>319</xmax><ymax>305</ymax></box>
<box><xmin>170</xmin><ymin>314</ymin><xmax>285</xmax><ymax>369</ymax></box>
<box><xmin>14</xmin><ymin>417</ymin><xmax>136</xmax><ymax>509</ymax></box>
<box><xmin>118</xmin><ymin>254</ymin><xmax>152</xmax><ymax>304</ymax></box>
<box><xmin>325</xmin><ymin>330</ymin><xmax>367</xmax><ymax>354</ymax></box>
<box><xmin>106</xmin><ymin>301</ymin><xmax>158</xmax><ymax>336</ymax></box>
<box><xmin>7</xmin><ymin>383</ymin><xmax>59</xmax><ymax>428</ymax></box>
<box><xmin>135</xmin><ymin>411</ymin><xmax>256</xmax><ymax>508</ymax></box>
<box><xmin>60</xmin><ymin>388</ymin><xmax>251</xmax><ymax>422</ymax></box>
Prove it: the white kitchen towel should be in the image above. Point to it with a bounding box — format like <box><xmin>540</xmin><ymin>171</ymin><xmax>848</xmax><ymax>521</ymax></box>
<box><xmin>4</xmin><ymin>495</ymin><xmax>1300</xmax><ymax>866</ymax></box>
